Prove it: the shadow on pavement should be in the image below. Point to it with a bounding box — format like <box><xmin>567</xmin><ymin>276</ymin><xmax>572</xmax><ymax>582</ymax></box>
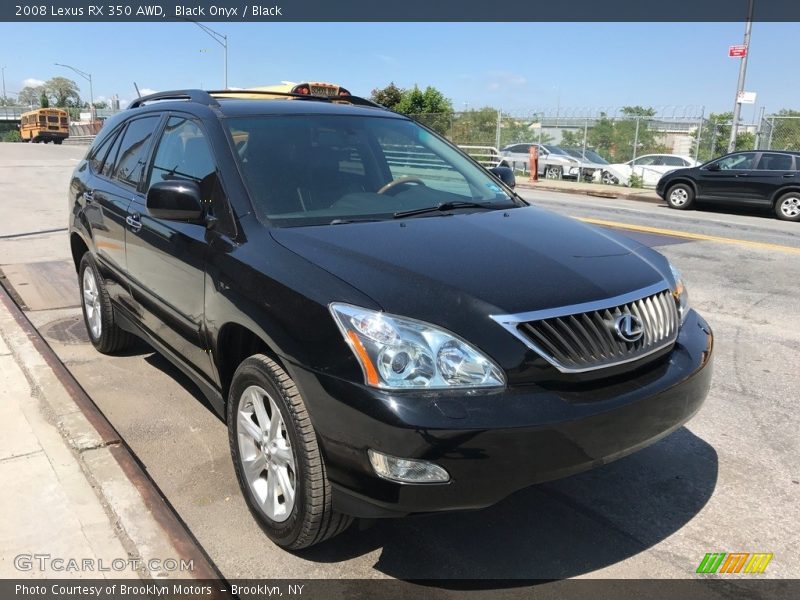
<box><xmin>300</xmin><ymin>427</ymin><xmax>717</xmax><ymax>581</ymax></box>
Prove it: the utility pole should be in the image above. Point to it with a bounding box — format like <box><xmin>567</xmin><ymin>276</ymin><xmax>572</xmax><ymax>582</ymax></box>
<box><xmin>728</xmin><ymin>0</ymin><xmax>755</xmax><ymax>153</ymax></box>
<box><xmin>1</xmin><ymin>66</ymin><xmax>6</xmax><ymax>102</ymax></box>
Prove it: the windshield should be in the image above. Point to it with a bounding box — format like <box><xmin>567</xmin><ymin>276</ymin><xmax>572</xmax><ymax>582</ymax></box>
<box><xmin>542</xmin><ymin>144</ymin><xmax>569</xmax><ymax>156</ymax></box>
<box><xmin>581</xmin><ymin>150</ymin><xmax>609</xmax><ymax>164</ymax></box>
<box><xmin>227</xmin><ymin>114</ymin><xmax>515</xmax><ymax>226</ymax></box>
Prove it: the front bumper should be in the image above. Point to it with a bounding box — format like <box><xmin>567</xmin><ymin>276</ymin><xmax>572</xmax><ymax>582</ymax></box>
<box><xmin>287</xmin><ymin>310</ymin><xmax>713</xmax><ymax>518</ymax></box>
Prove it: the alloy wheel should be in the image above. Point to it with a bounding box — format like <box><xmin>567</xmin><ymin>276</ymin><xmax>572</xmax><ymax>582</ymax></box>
<box><xmin>82</xmin><ymin>268</ymin><xmax>102</xmax><ymax>339</ymax></box>
<box><xmin>779</xmin><ymin>195</ymin><xmax>800</xmax><ymax>219</ymax></box>
<box><xmin>237</xmin><ymin>385</ymin><xmax>297</xmax><ymax>522</ymax></box>
<box><xmin>669</xmin><ymin>188</ymin><xmax>689</xmax><ymax>206</ymax></box>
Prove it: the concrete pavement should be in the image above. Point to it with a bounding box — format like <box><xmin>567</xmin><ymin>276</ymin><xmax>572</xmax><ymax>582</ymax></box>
<box><xmin>0</xmin><ymin>143</ymin><xmax>219</xmax><ymax>581</ymax></box>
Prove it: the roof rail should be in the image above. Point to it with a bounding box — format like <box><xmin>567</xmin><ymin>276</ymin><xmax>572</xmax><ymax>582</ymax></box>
<box><xmin>128</xmin><ymin>89</ymin><xmax>220</xmax><ymax>109</ymax></box>
<box><xmin>207</xmin><ymin>89</ymin><xmax>383</xmax><ymax>109</ymax></box>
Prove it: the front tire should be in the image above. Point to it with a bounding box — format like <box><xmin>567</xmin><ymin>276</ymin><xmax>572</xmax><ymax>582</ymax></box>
<box><xmin>79</xmin><ymin>254</ymin><xmax>134</xmax><ymax>354</ymax></box>
<box><xmin>666</xmin><ymin>183</ymin><xmax>695</xmax><ymax>210</ymax></box>
<box><xmin>774</xmin><ymin>192</ymin><xmax>800</xmax><ymax>221</ymax></box>
<box><xmin>544</xmin><ymin>165</ymin><xmax>562</xmax><ymax>180</ymax></box>
<box><xmin>227</xmin><ymin>355</ymin><xmax>353</xmax><ymax>549</ymax></box>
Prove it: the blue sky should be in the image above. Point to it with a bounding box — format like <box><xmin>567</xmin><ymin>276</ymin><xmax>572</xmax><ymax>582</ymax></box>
<box><xmin>1</xmin><ymin>21</ymin><xmax>797</xmax><ymax>118</ymax></box>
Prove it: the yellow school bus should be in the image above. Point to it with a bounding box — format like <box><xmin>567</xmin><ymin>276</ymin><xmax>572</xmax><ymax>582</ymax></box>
<box><xmin>19</xmin><ymin>108</ymin><xmax>70</xmax><ymax>144</ymax></box>
<box><xmin>250</xmin><ymin>81</ymin><xmax>351</xmax><ymax>98</ymax></box>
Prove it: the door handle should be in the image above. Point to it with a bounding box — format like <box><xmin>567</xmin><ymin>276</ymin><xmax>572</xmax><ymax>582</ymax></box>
<box><xmin>82</xmin><ymin>190</ymin><xmax>94</xmax><ymax>203</ymax></box>
<box><xmin>735</xmin><ymin>173</ymin><xmax>749</xmax><ymax>177</ymax></box>
<box><xmin>125</xmin><ymin>214</ymin><xmax>142</xmax><ymax>232</ymax></box>
<box><xmin>783</xmin><ymin>173</ymin><xmax>795</xmax><ymax>178</ymax></box>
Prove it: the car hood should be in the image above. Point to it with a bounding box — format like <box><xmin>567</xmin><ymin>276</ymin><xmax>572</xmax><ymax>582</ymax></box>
<box><xmin>270</xmin><ymin>206</ymin><xmax>670</xmax><ymax>328</ymax></box>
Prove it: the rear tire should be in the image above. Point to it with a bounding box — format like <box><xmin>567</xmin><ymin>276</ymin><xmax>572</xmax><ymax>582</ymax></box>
<box><xmin>79</xmin><ymin>254</ymin><xmax>135</xmax><ymax>354</ymax></box>
<box><xmin>774</xmin><ymin>192</ymin><xmax>800</xmax><ymax>222</ymax></box>
<box><xmin>227</xmin><ymin>354</ymin><xmax>353</xmax><ymax>549</ymax></box>
<box><xmin>666</xmin><ymin>183</ymin><xmax>695</xmax><ymax>210</ymax></box>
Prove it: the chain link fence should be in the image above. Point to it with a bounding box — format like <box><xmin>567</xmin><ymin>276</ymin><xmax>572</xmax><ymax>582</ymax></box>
<box><xmin>408</xmin><ymin>110</ymin><xmax>800</xmax><ymax>167</ymax></box>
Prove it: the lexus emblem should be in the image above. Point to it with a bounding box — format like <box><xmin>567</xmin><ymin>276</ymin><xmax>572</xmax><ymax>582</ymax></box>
<box><xmin>614</xmin><ymin>314</ymin><xmax>644</xmax><ymax>343</ymax></box>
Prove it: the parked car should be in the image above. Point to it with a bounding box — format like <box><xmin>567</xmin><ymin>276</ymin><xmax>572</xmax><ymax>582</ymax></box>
<box><xmin>500</xmin><ymin>143</ymin><xmax>583</xmax><ymax>179</ymax></box>
<box><xmin>69</xmin><ymin>88</ymin><xmax>713</xmax><ymax>550</ymax></box>
<box><xmin>561</xmin><ymin>147</ymin><xmax>609</xmax><ymax>182</ymax></box>
<box><xmin>604</xmin><ymin>154</ymin><xmax>699</xmax><ymax>186</ymax></box>
<box><xmin>657</xmin><ymin>150</ymin><xmax>800</xmax><ymax>221</ymax></box>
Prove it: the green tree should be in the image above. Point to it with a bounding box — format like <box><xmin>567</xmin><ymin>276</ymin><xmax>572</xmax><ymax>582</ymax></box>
<box><xmin>18</xmin><ymin>85</ymin><xmax>44</xmax><ymax>106</ymax></box>
<box><xmin>369</xmin><ymin>82</ymin><xmax>403</xmax><ymax>110</ymax></box>
<box><xmin>39</xmin><ymin>91</ymin><xmax>49</xmax><ymax>108</ymax></box>
<box><xmin>3</xmin><ymin>130</ymin><xmax>22</xmax><ymax>142</ymax></box>
<box><xmin>692</xmin><ymin>111</ymin><xmax>756</xmax><ymax>161</ymax></box>
<box><xmin>559</xmin><ymin>130</ymin><xmax>583</xmax><ymax>148</ymax></box>
<box><xmin>448</xmin><ymin>107</ymin><xmax>498</xmax><ymax>146</ymax></box>
<box><xmin>587</xmin><ymin>114</ymin><xmax>616</xmax><ymax>158</ymax></box>
<box><xmin>394</xmin><ymin>85</ymin><xmax>453</xmax><ymax>135</ymax></box>
<box><xmin>45</xmin><ymin>76</ymin><xmax>81</xmax><ymax>107</ymax></box>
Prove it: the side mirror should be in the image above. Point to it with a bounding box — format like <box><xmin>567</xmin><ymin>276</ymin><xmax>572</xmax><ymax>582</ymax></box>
<box><xmin>706</xmin><ymin>163</ymin><xmax>721</xmax><ymax>171</ymax></box>
<box><xmin>488</xmin><ymin>166</ymin><xmax>516</xmax><ymax>189</ymax></box>
<box><xmin>146</xmin><ymin>180</ymin><xmax>204</xmax><ymax>221</ymax></box>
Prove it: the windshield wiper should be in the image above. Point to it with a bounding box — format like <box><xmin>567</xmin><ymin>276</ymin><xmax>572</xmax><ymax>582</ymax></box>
<box><xmin>392</xmin><ymin>201</ymin><xmax>505</xmax><ymax>219</ymax></box>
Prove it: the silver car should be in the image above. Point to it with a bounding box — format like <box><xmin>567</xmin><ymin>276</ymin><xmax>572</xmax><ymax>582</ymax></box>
<box><xmin>500</xmin><ymin>143</ymin><xmax>582</xmax><ymax>179</ymax></box>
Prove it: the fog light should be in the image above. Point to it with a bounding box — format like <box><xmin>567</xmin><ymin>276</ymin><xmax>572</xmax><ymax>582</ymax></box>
<box><xmin>367</xmin><ymin>450</ymin><xmax>450</xmax><ymax>484</ymax></box>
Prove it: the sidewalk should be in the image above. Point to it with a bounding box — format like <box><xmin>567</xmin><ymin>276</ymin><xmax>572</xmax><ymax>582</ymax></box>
<box><xmin>517</xmin><ymin>178</ymin><xmax>662</xmax><ymax>203</ymax></box>
<box><xmin>0</xmin><ymin>284</ymin><xmax>218</xmax><ymax>580</ymax></box>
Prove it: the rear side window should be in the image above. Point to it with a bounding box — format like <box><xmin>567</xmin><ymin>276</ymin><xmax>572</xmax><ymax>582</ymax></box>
<box><xmin>88</xmin><ymin>130</ymin><xmax>119</xmax><ymax>174</ymax></box>
<box><xmin>102</xmin><ymin>128</ymin><xmax>126</xmax><ymax>178</ymax></box>
<box><xmin>112</xmin><ymin>116</ymin><xmax>160</xmax><ymax>189</ymax></box>
<box><xmin>756</xmin><ymin>153</ymin><xmax>794</xmax><ymax>171</ymax></box>
<box><xmin>661</xmin><ymin>156</ymin><xmax>686</xmax><ymax>167</ymax></box>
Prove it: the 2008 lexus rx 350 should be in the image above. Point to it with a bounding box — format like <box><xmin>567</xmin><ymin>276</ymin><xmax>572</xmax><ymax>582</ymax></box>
<box><xmin>68</xmin><ymin>89</ymin><xmax>713</xmax><ymax>549</ymax></box>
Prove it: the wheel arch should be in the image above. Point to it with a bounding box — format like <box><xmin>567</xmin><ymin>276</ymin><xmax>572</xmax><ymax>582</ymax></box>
<box><xmin>664</xmin><ymin>178</ymin><xmax>698</xmax><ymax>197</ymax></box>
<box><xmin>215</xmin><ymin>321</ymin><xmax>287</xmax><ymax>408</ymax></box>
<box><xmin>70</xmin><ymin>232</ymin><xmax>90</xmax><ymax>273</ymax></box>
<box><xmin>771</xmin><ymin>186</ymin><xmax>800</xmax><ymax>206</ymax></box>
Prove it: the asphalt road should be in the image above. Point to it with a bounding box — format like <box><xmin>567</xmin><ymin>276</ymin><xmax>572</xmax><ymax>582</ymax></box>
<box><xmin>1</xmin><ymin>143</ymin><xmax>798</xmax><ymax>583</ymax></box>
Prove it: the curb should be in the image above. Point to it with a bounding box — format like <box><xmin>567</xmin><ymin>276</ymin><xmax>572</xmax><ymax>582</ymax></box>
<box><xmin>0</xmin><ymin>281</ymin><xmax>226</xmax><ymax>585</ymax></box>
<box><xmin>517</xmin><ymin>182</ymin><xmax>663</xmax><ymax>205</ymax></box>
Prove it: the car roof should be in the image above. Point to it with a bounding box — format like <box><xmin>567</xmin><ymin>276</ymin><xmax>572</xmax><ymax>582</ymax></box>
<box><xmin>214</xmin><ymin>98</ymin><xmax>402</xmax><ymax>118</ymax></box>
<box><xmin>120</xmin><ymin>88</ymin><xmax>403</xmax><ymax>121</ymax></box>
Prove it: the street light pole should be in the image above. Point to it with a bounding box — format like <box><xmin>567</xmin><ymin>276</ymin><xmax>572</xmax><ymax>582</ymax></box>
<box><xmin>54</xmin><ymin>62</ymin><xmax>94</xmax><ymax>120</ymax></box>
<box><xmin>728</xmin><ymin>0</ymin><xmax>755</xmax><ymax>153</ymax></box>
<box><xmin>187</xmin><ymin>20</ymin><xmax>228</xmax><ymax>88</ymax></box>
<box><xmin>1</xmin><ymin>66</ymin><xmax>6</xmax><ymax>102</ymax></box>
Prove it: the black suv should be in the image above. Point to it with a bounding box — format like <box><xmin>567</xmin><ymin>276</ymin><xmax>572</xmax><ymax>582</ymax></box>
<box><xmin>69</xmin><ymin>89</ymin><xmax>713</xmax><ymax>549</ymax></box>
<box><xmin>657</xmin><ymin>150</ymin><xmax>800</xmax><ymax>221</ymax></box>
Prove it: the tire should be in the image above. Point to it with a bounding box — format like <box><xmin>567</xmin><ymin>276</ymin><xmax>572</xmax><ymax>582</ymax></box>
<box><xmin>227</xmin><ymin>354</ymin><xmax>353</xmax><ymax>549</ymax></box>
<box><xmin>78</xmin><ymin>254</ymin><xmax>135</xmax><ymax>354</ymax></box>
<box><xmin>544</xmin><ymin>165</ymin><xmax>562</xmax><ymax>180</ymax></box>
<box><xmin>774</xmin><ymin>192</ymin><xmax>800</xmax><ymax>222</ymax></box>
<box><xmin>602</xmin><ymin>171</ymin><xmax>618</xmax><ymax>185</ymax></box>
<box><xmin>666</xmin><ymin>183</ymin><xmax>695</xmax><ymax>210</ymax></box>
<box><xmin>54</xmin><ymin>139</ymin><xmax>63</xmax><ymax>145</ymax></box>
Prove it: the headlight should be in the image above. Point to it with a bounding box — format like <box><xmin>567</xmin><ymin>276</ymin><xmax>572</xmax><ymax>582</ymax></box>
<box><xmin>329</xmin><ymin>303</ymin><xmax>505</xmax><ymax>390</ymax></box>
<box><xmin>669</xmin><ymin>264</ymin><xmax>690</xmax><ymax>325</ymax></box>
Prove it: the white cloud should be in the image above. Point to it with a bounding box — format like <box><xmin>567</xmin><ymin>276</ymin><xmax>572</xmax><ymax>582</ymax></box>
<box><xmin>23</xmin><ymin>78</ymin><xmax>45</xmax><ymax>88</ymax></box>
<box><xmin>375</xmin><ymin>54</ymin><xmax>397</xmax><ymax>64</ymax></box>
<box><xmin>138</xmin><ymin>88</ymin><xmax>158</xmax><ymax>96</ymax></box>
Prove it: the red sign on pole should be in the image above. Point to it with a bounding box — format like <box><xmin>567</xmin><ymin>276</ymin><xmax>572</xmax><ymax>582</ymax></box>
<box><xmin>729</xmin><ymin>45</ymin><xmax>748</xmax><ymax>57</ymax></box>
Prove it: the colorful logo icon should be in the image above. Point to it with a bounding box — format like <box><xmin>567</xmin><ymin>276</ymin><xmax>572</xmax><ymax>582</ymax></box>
<box><xmin>696</xmin><ymin>553</ymin><xmax>773</xmax><ymax>574</ymax></box>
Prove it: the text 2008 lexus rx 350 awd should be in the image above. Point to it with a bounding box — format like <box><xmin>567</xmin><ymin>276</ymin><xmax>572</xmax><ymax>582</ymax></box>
<box><xmin>68</xmin><ymin>89</ymin><xmax>713</xmax><ymax>549</ymax></box>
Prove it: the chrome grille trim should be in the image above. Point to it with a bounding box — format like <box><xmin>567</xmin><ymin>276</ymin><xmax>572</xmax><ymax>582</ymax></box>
<box><xmin>490</xmin><ymin>283</ymin><xmax>679</xmax><ymax>373</ymax></box>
